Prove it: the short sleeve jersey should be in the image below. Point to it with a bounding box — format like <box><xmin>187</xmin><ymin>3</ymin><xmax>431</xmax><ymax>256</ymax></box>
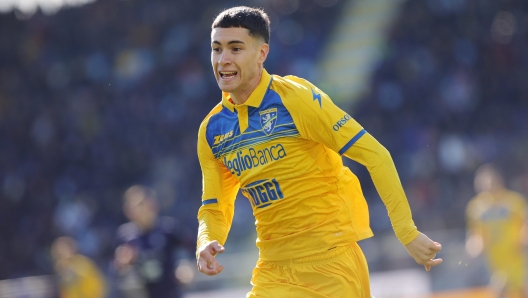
<box><xmin>198</xmin><ymin>69</ymin><xmax>373</xmax><ymax>261</ymax></box>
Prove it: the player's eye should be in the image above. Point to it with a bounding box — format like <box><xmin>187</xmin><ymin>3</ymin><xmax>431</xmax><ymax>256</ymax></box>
<box><xmin>232</xmin><ymin>47</ymin><xmax>241</xmax><ymax>52</ymax></box>
<box><xmin>212</xmin><ymin>47</ymin><xmax>221</xmax><ymax>52</ymax></box>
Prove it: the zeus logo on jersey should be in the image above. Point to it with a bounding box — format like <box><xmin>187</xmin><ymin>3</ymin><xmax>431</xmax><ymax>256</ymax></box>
<box><xmin>241</xmin><ymin>178</ymin><xmax>284</xmax><ymax>208</ymax></box>
<box><xmin>223</xmin><ymin>144</ymin><xmax>287</xmax><ymax>176</ymax></box>
<box><xmin>332</xmin><ymin>113</ymin><xmax>352</xmax><ymax>131</ymax></box>
<box><xmin>214</xmin><ymin>130</ymin><xmax>233</xmax><ymax>145</ymax></box>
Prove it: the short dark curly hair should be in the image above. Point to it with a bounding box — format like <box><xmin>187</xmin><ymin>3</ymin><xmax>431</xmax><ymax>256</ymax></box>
<box><xmin>212</xmin><ymin>6</ymin><xmax>270</xmax><ymax>44</ymax></box>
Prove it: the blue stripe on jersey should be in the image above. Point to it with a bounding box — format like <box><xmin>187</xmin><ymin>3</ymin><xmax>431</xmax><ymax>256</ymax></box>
<box><xmin>215</xmin><ymin>128</ymin><xmax>298</xmax><ymax>158</ymax></box>
<box><xmin>338</xmin><ymin>129</ymin><xmax>367</xmax><ymax>155</ymax></box>
<box><xmin>202</xmin><ymin>198</ymin><xmax>218</xmax><ymax>205</ymax></box>
<box><xmin>213</xmin><ymin>124</ymin><xmax>296</xmax><ymax>151</ymax></box>
<box><xmin>206</xmin><ymin>89</ymin><xmax>300</xmax><ymax>159</ymax></box>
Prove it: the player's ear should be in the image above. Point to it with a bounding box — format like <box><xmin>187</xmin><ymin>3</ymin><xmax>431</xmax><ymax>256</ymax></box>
<box><xmin>257</xmin><ymin>42</ymin><xmax>269</xmax><ymax>64</ymax></box>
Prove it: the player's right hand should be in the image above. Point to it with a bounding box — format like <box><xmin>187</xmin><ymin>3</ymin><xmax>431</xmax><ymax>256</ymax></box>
<box><xmin>114</xmin><ymin>244</ymin><xmax>137</xmax><ymax>270</ymax></box>
<box><xmin>197</xmin><ymin>240</ymin><xmax>225</xmax><ymax>276</ymax></box>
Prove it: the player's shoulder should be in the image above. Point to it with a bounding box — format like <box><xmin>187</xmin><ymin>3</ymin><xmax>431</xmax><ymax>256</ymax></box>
<box><xmin>504</xmin><ymin>189</ymin><xmax>527</xmax><ymax>204</ymax></box>
<box><xmin>270</xmin><ymin>74</ymin><xmax>319</xmax><ymax>101</ymax></box>
<box><xmin>73</xmin><ymin>254</ymin><xmax>97</xmax><ymax>268</ymax></box>
<box><xmin>466</xmin><ymin>193</ymin><xmax>492</xmax><ymax>218</ymax></box>
<box><xmin>272</xmin><ymin>74</ymin><xmax>314</xmax><ymax>88</ymax></box>
<box><xmin>199</xmin><ymin>102</ymin><xmax>223</xmax><ymax>133</ymax></box>
<box><xmin>117</xmin><ymin>222</ymin><xmax>141</xmax><ymax>242</ymax></box>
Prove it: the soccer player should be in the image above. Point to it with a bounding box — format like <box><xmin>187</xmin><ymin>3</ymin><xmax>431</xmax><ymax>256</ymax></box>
<box><xmin>196</xmin><ymin>6</ymin><xmax>442</xmax><ymax>297</ymax></box>
<box><xmin>466</xmin><ymin>164</ymin><xmax>528</xmax><ymax>298</ymax></box>
<box><xmin>114</xmin><ymin>185</ymin><xmax>193</xmax><ymax>298</ymax></box>
<box><xmin>51</xmin><ymin>236</ymin><xmax>106</xmax><ymax>298</ymax></box>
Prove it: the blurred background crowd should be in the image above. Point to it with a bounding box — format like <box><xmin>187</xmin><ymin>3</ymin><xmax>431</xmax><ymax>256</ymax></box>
<box><xmin>0</xmin><ymin>0</ymin><xmax>527</xmax><ymax>296</ymax></box>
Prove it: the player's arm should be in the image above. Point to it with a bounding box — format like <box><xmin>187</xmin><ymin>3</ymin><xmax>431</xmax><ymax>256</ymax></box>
<box><xmin>282</xmin><ymin>76</ymin><xmax>441</xmax><ymax>271</ymax></box>
<box><xmin>465</xmin><ymin>199</ymin><xmax>485</xmax><ymax>257</ymax></box>
<box><xmin>113</xmin><ymin>224</ymin><xmax>139</xmax><ymax>271</ymax></box>
<box><xmin>343</xmin><ymin>134</ymin><xmax>442</xmax><ymax>271</ymax></box>
<box><xmin>196</xmin><ymin>118</ymin><xmax>240</xmax><ymax>276</ymax></box>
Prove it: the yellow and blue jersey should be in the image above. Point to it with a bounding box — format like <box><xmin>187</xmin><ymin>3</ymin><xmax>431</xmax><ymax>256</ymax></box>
<box><xmin>57</xmin><ymin>254</ymin><xmax>106</xmax><ymax>298</ymax></box>
<box><xmin>197</xmin><ymin>69</ymin><xmax>416</xmax><ymax>261</ymax></box>
<box><xmin>466</xmin><ymin>190</ymin><xmax>527</xmax><ymax>260</ymax></box>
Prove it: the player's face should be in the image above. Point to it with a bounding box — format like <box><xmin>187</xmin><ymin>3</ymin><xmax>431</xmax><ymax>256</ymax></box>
<box><xmin>124</xmin><ymin>196</ymin><xmax>158</xmax><ymax>228</ymax></box>
<box><xmin>51</xmin><ymin>239</ymin><xmax>75</xmax><ymax>260</ymax></box>
<box><xmin>211</xmin><ymin>27</ymin><xmax>268</xmax><ymax>103</ymax></box>
<box><xmin>474</xmin><ymin>168</ymin><xmax>503</xmax><ymax>193</ymax></box>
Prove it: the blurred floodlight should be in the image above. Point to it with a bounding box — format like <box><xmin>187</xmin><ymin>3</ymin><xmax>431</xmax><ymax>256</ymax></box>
<box><xmin>0</xmin><ymin>0</ymin><xmax>97</xmax><ymax>17</ymax></box>
<box><xmin>438</xmin><ymin>135</ymin><xmax>468</xmax><ymax>173</ymax></box>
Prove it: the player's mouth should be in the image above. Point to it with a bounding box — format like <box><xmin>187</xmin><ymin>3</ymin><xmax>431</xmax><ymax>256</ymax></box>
<box><xmin>219</xmin><ymin>71</ymin><xmax>237</xmax><ymax>80</ymax></box>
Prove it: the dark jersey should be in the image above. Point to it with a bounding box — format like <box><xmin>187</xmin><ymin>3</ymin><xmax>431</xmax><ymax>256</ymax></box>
<box><xmin>116</xmin><ymin>216</ymin><xmax>188</xmax><ymax>298</ymax></box>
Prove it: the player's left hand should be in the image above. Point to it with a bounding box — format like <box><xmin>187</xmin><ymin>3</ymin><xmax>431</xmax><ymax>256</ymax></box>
<box><xmin>404</xmin><ymin>232</ymin><xmax>442</xmax><ymax>272</ymax></box>
<box><xmin>197</xmin><ymin>241</ymin><xmax>225</xmax><ymax>276</ymax></box>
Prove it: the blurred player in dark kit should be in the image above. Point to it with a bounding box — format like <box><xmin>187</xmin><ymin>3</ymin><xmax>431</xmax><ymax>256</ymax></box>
<box><xmin>114</xmin><ymin>185</ymin><xmax>193</xmax><ymax>298</ymax></box>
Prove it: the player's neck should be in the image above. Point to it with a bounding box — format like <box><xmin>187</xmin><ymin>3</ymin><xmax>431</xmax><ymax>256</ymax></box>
<box><xmin>230</xmin><ymin>69</ymin><xmax>262</xmax><ymax>105</ymax></box>
<box><xmin>135</xmin><ymin>219</ymin><xmax>156</xmax><ymax>231</ymax></box>
<box><xmin>490</xmin><ymin>188</ymin><xmax>505</xmax><ymax>196</ymax></box>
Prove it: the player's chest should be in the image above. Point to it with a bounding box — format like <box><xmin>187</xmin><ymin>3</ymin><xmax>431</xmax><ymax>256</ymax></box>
<box><xmin>479</xmin><ymin>204</ymin><xmax>515</xmax><ymax>223</ymax></box>
<box><xmin>210</xmin><ymin>107</ymin><xmax>300</xmax><ymax>169</ymax></box>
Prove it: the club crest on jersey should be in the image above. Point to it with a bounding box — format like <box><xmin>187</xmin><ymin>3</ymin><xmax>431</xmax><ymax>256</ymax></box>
<box><xmin>260</xmin><ymin>108</ymin><xmax>277</xmax><ymax>135</ymax></box>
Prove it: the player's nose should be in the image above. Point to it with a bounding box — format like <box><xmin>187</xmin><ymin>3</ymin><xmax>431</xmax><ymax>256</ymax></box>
<box><xmin>218</xmin><ymin>51</ymin><xmax>232</xmax><ymax>65</ymax></box>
